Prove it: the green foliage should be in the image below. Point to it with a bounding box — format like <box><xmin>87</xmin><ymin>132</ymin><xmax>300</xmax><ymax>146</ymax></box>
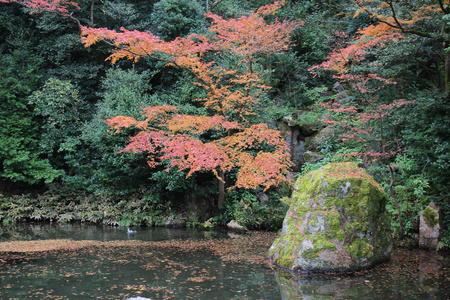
<box><xmin>0</xmin><ymin>194</ymin><xmax>36</xmax><ymax>224</ymax></box>
<box><xmin>212</xmin><ymin>0</ymin><xmax>270</xmax><ymax>18</ymax></box>
<box><xmin>386</xmin><ymin>91</ymin><xmax>450</xmax><ymax>241</ymax></box>
<box><xmin>151</xmin><ymin>0</ymin><xmax>206</xmax><ymax>41</ymax></box>
<box><xmin>102</xmin><ymin>0</ymin><xmax>151</xmax><ymax>30</ymax></box>
<box><xmin>61</xmin><ymin>68</ymin><xmax>159</xmax><ymax>195</ymax></box>
<box><xmin>29</xmin><ymin>78</ymin><xmax>81</xmax><ymax>154</ymax></box>
<box><xmin>224</xmin><ymin>189</ymin><xmax>288</xmax><ymax>230</ymax></box>
<box><xmin>0</xmin><ymin>190</ymin><xmax>169</xmax><ymax>226</ymax></box>
<box><xmin>150</xmin><ymin>167</ymin><xmax>196</xmax><ymax>193</ymax></box>
<box><xmin>0</xmin><ymin>15</ymin><xmax>63</xmax><ymax>184</ymax></box>
<box><xmin>299</xmin><ymin>146</ymin><xmax>364</xmax><ymax>176</ymax></box>
<box><xmin>396</xmin><ymin>92</ymin><xmax>450</xmax><ymax>195</ymax></box>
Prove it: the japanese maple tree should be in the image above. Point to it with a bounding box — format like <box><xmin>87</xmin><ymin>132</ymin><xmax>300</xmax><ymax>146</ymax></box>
<box><xmin>350</xmin><ymin>0</ymin><xmax>450</xmax><ymax>92</ymax></box>
<box><xmin>310</xmin><ymin>13</ymin><xmax>417</xmax><ymax>237</ymax></box>
<box><xmin>0</xmin><ymin>0</ymin><xmax>300</xmax><ymax>207</ymax></box>
<box><xmin>80</xmin><ymin>1</ymin><xmax>300</xmax><ymax>208</ymax></box>
<box><xmin>0</xmin><ymin>0</ymin><xmax>82</xmax><ymax>25</ymax></box>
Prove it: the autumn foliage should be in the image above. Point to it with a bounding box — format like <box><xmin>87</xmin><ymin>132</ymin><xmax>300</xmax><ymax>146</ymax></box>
<box><xmin>309</xmin><ymin>1</ymin><xmax>438</xmax><ymax>237</ymax></box>
<box><xmin>350</xmin><ymin>0</ymin><xmax>450</xmax><ymax>92</ymax></box>
<box><xmin>309</xmin><ymin>2</ymin><xmax>418</xmax><ymax>165</ymax></box>
<box><xmin>81</xmin><ymin>1</ymin><xmax>300</xmax><ymax>206</ymax></box>
<box><xmin>0</xmin><ymin>0</ymin><xmax>79</xmax><ymax>16</ymax></box>
<box><xmin>0</xmin><ymin>0</ymin><xmax>299</xmax><ymax>207</ymax></box>
<box><xmin>106</xmin><ymin>106</ymin><xmax>291</xmax><ymax>191</ymax></box>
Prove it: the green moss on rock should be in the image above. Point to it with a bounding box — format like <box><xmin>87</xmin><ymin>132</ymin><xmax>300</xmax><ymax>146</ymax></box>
<box><xmin>268</xmin><ymin>162</ymin><xmax>392</xmax><ymax>272</ymax></box>
<box><xmin>423</xmin><ymin>207</ymin><xmax>438</xmax><ymax>228</ymax></box>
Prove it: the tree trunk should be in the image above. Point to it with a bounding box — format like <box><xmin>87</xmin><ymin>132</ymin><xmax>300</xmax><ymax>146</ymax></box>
<box><xmin>90</xmin><ymin>0</ymin><xmax>95</xmax><ymax>24</ymax></box>
<box><xmin>445</xmin><ymin>47</ymin><xmax>450</xmax><ymax>93</ymax></box>
<box><xmin>218</xmin><ymin>169</ymin><xmax>225</xmax><ymax>209</ymax></box>
<box><xmin>443</xmin><ymin>20</ymin><xmax>450</xmax><ymax>93</ymax></box>
<box><xmin>388</xmin><ymin>164</ymin><xmax>404</xmax><ymax>239</ymax></box>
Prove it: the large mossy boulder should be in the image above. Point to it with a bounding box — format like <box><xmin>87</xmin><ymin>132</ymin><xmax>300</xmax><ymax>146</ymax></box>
<box><xmin>268</xmin><ymin>162</ymin><xmax>392</xmax><ymax>272</ymax></box>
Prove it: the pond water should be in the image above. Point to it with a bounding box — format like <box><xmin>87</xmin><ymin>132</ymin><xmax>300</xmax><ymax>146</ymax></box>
<box><xmin>0</xmin><ymin>223</ymin><xmax>449</xmax><ymax>299</ymax></box>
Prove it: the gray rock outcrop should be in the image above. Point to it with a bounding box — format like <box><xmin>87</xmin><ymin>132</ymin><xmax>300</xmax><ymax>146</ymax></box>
<box><xmin>268</xmin><ymin>162</ymin><xmax>392</xmax><ymax>272</ymax></box>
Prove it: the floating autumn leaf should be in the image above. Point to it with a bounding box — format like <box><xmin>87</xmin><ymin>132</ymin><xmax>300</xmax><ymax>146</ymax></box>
<box><xmin>185</xmin><ymin>276</ymin><xmax>216</xmax><ymax>283</ymax></box>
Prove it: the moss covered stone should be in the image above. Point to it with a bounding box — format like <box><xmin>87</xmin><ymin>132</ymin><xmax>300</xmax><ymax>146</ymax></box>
<box><xmin>423</xmin><ymin>207</ymin><xmax>438</xmax><ymax>228</ymax></box>
<box><xmin>268</xmin><ymin>162</ymin><xmax>392</xmax><ymax>272</ymax></box>
<box><xmin>419</xmin><ymin>202</ymin><xmax>441</xmax><ymax>249</ymax></box>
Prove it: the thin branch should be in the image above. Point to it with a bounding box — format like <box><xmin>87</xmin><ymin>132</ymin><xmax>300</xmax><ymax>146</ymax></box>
<box><xmin>101</xmin><ymin>39</ymin><xmax>214</xmax><ymax>89</ymax></box>
<box><xmin>387</xmin><ymin>1</ymin><xmax>405</xmax><ymax>33</ymax></box>
<box><xmin>438</xmin><ymin>0</ymin><xmax>449</xmax><ymax>14</ymax></box>
<box><xmin>68</xmin><ymin>12</ymin><xmax>81</xmax><ymax>28</ymax></box>
<box><xmin>210</xmin><ymin>0</ymin><xmax>225</xmax><ymax>10</ymax></box>
<box><xmin>355</xmin><ymin>1</ymin><xmax>439</xmax><ymax>40</ymax></box>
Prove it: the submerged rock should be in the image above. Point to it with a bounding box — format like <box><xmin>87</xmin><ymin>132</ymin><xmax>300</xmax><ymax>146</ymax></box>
<box><xmin>268</xmin><ymin>162</ymin><xmax>392</xmax><ymax>272</ymax></box>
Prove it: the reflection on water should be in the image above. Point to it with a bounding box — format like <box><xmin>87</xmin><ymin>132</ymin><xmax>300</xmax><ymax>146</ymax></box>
<box><xmin>275</xmin><ymin>271</ymin><xmax>372</xmax><ymax>299</ymax></box>
<box><xmin>0</xmin><ymin>223</ymin><xmax>449</xmax><ymax>299</ymax></box>
<box><xmin>274</xmin><ymin>247</ymin><xmax>450</xmax><ymax>300</ymax></box>
<box><xmin>0</xmin><ymin>222</ymin><xmax>228</xmax><ymax>242</ymax></box>
<box><xmin>0</xmin><ymin>246</ymin><xmax>279</xmax><ymax>299</ymax></box>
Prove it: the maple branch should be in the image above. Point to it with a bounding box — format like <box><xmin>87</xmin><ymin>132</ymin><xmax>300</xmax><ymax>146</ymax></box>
<box><xmin>438</xmin><ymin>0</ymin><xmax>449</xmax><ymax>14</ymax></box>
<box><xmin>210</xmin><ymin>0</ymin><xmax>224</xmax><ymax>11</ymax></box>
<box><xmin>387</xmin><ymin>1</ymin><xmax>405</xmax><ymax>33</ymax></box>
<box><xmin>98</xmin><ymin>36</ymin><xmax>214</xmax><ymax>89</ymax></box>
<box><xmin>68</xmin><ymin>12</ymin><xmax>81</xmax><ymax>28</ymax></box>
<box><xmin>357</xmin><ymin>1</ymin><xmax>440</xmax><ymax>40</ymax></box>
<box><xmin>388</xmin><ymin>1</ymin><xmax>438</xmax><ymax>40</ymax></box>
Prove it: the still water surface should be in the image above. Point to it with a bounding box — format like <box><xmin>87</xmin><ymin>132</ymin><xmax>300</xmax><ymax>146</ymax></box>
<box><xmin>0</xmin><ymin>223</ymin><xmax>449</xmax><ymax>299</ymax></box>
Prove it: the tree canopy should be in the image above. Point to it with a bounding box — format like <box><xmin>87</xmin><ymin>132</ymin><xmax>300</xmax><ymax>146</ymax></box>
<box><xmin>0</xmin><ymin>0</ymin><xmax>448</xmax><ymax>243</ymax></box>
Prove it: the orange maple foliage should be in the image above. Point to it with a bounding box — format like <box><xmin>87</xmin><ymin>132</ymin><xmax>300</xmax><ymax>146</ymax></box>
<box><xmin>350</xmin><ymin>0</ymin><xmax>450</xmax><ymax>93</ymax></box>
<box><xmin>309</xmin><ymin>1</ymin><xmax>425</xmax><ymax>166</ymax></box>
<box><xmin>206</xmin><ymin>2</ymin><xmax>300</xmax><ymax>62</ymax></box>
<box><xmin>311</xmin><ymin>0</ymin><xmax>448</xmax><ymax>82</ymax></box>
<box><xmin>106</xmin><ymin>106</ymin><xmax>292</xmax><ymax>192</ymax></box>
<box><xmin>0</xmin><ymin>0</ymin><xmax>79</xmax><ymax>15</ymax></box>
<box><xmin>1</xmin><ymin>0</ymin><xmax>299</xmax><ymax>205</ymax></box>
<box><xmin>313</xmin><ymin>8</ymin><xmax>416</xmax><ymax>235</ymax></box>
<box><xmin>91</xmin><ymin>2</ymin><xmax>300</xmax><ymax>206</ymax></box>
<box><xmin>310</xmin><ymin>23</ymin><xmax>404</xmax><ymax>76</ymax></box>
<box><xmin>80</xmin><ymin>3</ymin><xmax>301</xmax><ymax>118</ymax></box>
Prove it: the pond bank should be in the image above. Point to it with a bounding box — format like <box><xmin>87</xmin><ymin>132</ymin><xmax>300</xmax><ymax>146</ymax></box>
<box><xmin>0</xmin><ymin>224</ymin><xmax>449</xmax><ymax>299</ymax></box>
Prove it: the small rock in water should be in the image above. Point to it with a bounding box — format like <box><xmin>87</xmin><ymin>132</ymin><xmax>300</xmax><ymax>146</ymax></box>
<box><xmin>127</xmin><ymin>228</ymin><xmax>137</xmax><ymax>234</ymax></box>
<box><xmin>227</xmin><ymin>220</ymin><xmax>248</xmax><ymax>231</ymax></box>
<box><xmin>163</xmin><ymin>218</ymin><xmax>186</xmax><ymax>228</ymax></box>
<box><xmin>126</xmin><ymin>297</ymin><xmax>152</xmax><ymax>300</ymax></box>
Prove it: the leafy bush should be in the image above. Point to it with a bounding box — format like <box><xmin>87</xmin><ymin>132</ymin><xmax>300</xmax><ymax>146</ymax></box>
<box><xmin>223</xmin><ymin>189</ymin><xmax>288</xmax><ymax>230</ymax></box>
<box><xmin>150</xmin><ymin>0</ymin><xmax>206</xmax><ymax>41</ymax></box>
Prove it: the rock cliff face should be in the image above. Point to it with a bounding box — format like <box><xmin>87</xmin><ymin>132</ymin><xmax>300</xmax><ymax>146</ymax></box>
<box><xmin>278</xmin><ymin>113</ymin><xmax>326</xmax><ymax>172</ymax></box>
<box><xmin>268</xmin><ymin>162</ymin><xmax>392</xmax><ymax>272</ymax></box>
